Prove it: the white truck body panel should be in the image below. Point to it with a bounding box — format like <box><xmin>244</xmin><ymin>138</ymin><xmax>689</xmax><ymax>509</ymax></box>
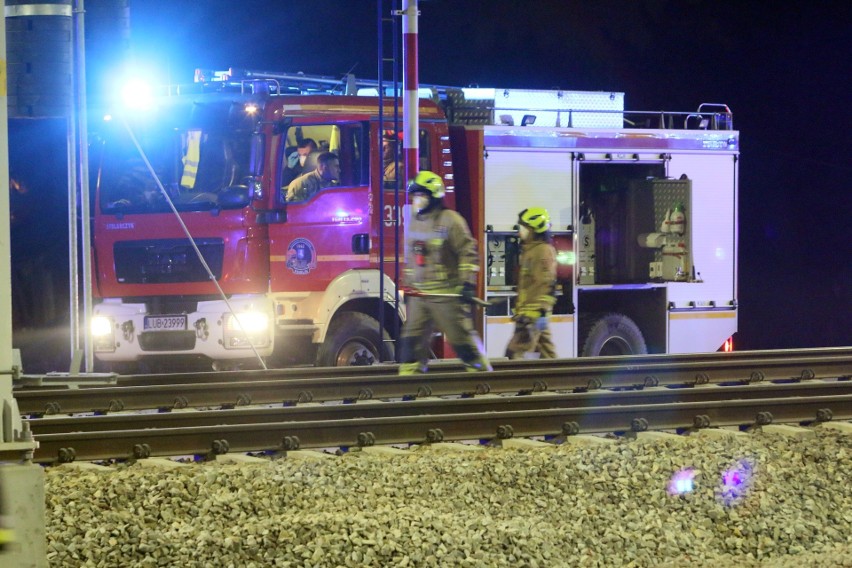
<box><xmin>669</xmin><ymin>310</ymin><xmax>737</xmax><ymax>354</ymax></box>
<box><xmin>470</xmin><ymin>88</ymin><xmax>624</xmax><ymax>128</ymax></box>
<box><xmin>666</xmin><ymin>153</ymin><xmax>738</xmax><ymax>309</ymax></box>
<box><xmin>482</xmin><ymin>144</ymin><xmax>573</xmax><ymax>232</ymax></box>
<box><xmin>485</xmin><ymin>315</ymin><xmax>576</xmax><ymax>359</ymax></box>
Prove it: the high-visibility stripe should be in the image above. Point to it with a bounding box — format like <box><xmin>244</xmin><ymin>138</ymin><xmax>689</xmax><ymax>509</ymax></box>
<box><xmin>487</xmin><ymin>315</ymin><xmax>574</xmax><ymax>324</ymax></box>
<box><xmin>329</xmin><ymin>125</ymin><xmax>340</xmax><ymax>153</ymax></box>
<box><xmin>270</xmin><ymin>254</ymin><xmax>369</xmax><ymax>263</ymax></box>
<box><xmin>669</xmin><ymin>311</ymin><xmax>736</xmax><ymax>320</ymax></box>
<box><xmin>180</xmin><ymin>130</ymin><xmax>202</xmax><ymax>188</ymax></box>
<box><xmin>316</xmin><ymin>254</ymin><xmax>369</xmax><ymax>262</ymax></box>
<box><xmin>0</xmin><ymin>527</ymin><xmax>15</xmax><ymax>544</ymax></box>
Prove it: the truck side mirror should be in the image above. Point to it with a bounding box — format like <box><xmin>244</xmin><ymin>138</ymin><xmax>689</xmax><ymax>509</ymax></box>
<box><xmin>219</xmin><ymin>186</ymin><xmax>252</xmax><ymax>209</ymax></box>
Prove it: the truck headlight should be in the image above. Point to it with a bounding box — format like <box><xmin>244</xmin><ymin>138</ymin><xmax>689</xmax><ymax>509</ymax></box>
<box><xmin>223</xmin><ymin>311</ymin><xmax>271</xmax><ymax>349</ymax></box>
<box><xmin>92</xmin><ymin>316</ymin><xmax>116</xmax><ymax>352</ymax></box>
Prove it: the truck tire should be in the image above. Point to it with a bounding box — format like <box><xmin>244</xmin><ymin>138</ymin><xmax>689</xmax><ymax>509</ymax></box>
<box><xmin>316</xmin><ymin>312</ymin><xmax>394</xmax><ymax>367</ymax></box>
<box><xmin>580</xmin><ymin>312</ymin><xmax>647</xmax><ymax>357</ymax></box>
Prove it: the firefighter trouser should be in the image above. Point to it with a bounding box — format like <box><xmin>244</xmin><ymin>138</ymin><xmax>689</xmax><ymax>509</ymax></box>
<box><xmin>398</xmin><ymin>296</ymin><xmax>492</xmax><ymax>374</ymax></box>
<box><xmin>505</xmin><ymin>318</ymin><xmax>557</xmax><ymax>359</ymax></box>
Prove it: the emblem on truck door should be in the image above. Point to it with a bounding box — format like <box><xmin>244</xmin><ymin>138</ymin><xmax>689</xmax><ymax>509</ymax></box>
<box><xmin>286</xmin><ymin>238</ymin><xmax>317</xmax><ymax>275</ymax></box>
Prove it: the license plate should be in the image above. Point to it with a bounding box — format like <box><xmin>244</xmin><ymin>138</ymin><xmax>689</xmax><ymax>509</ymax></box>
<box><xmin>144</xmin><ymin>315</ymin><xmax>187</xmax><ymax>331</ymax></box>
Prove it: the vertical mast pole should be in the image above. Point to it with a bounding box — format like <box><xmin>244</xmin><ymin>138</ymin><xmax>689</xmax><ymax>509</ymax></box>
<box><xmin>66</xmin><ymin>4</ymin><xmax>80</xmax><ymax>370</ymax></box>
<box><xmin>401</xmin><ymin>0</ymin><xmax>418</xmax><ymax>181</ymax></box>
<box><xmin>1</xmin><ymin>0</ymin><xmax>16</xmax><ymax>418</ymax></box>
<box><xmin>73</xmin><ymin>0</ymin><xmax>93</xmax><ymax>372</ymax></box>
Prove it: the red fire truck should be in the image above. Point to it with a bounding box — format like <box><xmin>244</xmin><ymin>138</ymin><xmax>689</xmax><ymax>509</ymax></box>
<box><xmin>90</xmin><ymin>69</ymin><xmax>738</xmax><ymax>371</ymax></box>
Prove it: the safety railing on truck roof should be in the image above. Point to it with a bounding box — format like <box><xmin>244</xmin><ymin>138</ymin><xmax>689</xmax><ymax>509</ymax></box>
<box><xmin>193</xmin><ymin>68</ymin><xmax>734</xmax><ymax>131</ymax></box>
<box><xmin>446</xmin><ymin>105</ymin><xmax>735</xmax><ymax>130</ymax></box>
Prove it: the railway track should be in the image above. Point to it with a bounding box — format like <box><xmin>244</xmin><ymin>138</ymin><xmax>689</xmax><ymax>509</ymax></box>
<box><xmin>17</xmin><ymin>347</ymin><xmax>852</xmax><ymax>464</ymax></box>
<box><xmin>16</xmin><ymin>347</ymin><xmax>852</xmax><ymax>415</ymax></box>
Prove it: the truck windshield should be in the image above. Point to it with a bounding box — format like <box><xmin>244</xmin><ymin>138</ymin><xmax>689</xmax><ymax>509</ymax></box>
<box><xmin>97</xmin><ymin>124</ymin><xmax>252</xmax><ymax>214</ymax></box>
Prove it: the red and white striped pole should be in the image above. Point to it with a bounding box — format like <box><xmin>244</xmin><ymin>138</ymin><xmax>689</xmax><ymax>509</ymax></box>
<box><xmin>402</xmin><ymin>0</ymin><xmax>419</xmax><ymax>182</ymax></box>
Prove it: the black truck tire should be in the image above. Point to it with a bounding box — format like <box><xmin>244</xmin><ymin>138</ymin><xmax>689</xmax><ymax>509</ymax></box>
<box><xmin>580</xmin><ymin>312</ymin><xmax>647</xmax><ymax>357</ymax></box>
<box><xmin>316</xmin><ymin>312</ymin><xmax>394</xmax><ymax>367</ymax></box>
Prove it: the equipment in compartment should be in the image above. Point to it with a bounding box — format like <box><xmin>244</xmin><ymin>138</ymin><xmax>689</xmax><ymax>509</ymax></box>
<box><xmin>486</xmin><ymin>232</ymin><xmax>519</xmax><ymax>288</ymax></box>
<box><xmin>637</xmin><ymin>178</ymin><xmax>692</xmax><ymax>282</ymax></box>
<box><xmin>579</xmin><ymin>163</ymin><xmax>664</xmax><ymax>285</ymax></box>
<box><xmin>577</xmin><ymin>202</ymin><xmax>596</xmax><ymax>284</ymax></box>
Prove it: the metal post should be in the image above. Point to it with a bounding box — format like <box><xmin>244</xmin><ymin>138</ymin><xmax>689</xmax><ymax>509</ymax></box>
<box><xmin>66</xmin><ymin>11</ymin><xmax>80</xmax><ymax>371</ymax></box>
<box><xmin>1</xmin><ymin>3</ymin><xmax>48</xmax><ymax>565</ymax></box>
<box><xmin>73</xmin><ymin>0</ymin><xmax>92</xmax><ymax>372</ymax></box>
<box><xmin>378</xmin><ymin>0</ymin><xmax>404</xmax><ymax>361</ymax></box>
<box><xmin>402</xmin><ymin>0</ymin><xmax>418</xmax><ymax>181</ymax></box>
<box><xmin>67</xmin><ymin>109</ymin><xmax>80</xmax><ymax>369</ymax></box>
<box><xmin>377</xmin><ymin>0</ymin><xmax>385</xmax><ymax>360</ymax></box>
<box><xmin>0</xmin><ymin>1</ymin><xmax>15</xmax><ymax>424</ymax></box>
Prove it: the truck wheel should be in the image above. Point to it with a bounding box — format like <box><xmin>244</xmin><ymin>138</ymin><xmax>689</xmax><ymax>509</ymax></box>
<box><xmin>580</xmin><ymin>313</ymin><xmax>647</xmax><ymax>357</ymax></box>
<box><xmin>316</xmin><ymin>312</ymin><xmax>394</xmax><ymax>367</ymax></box>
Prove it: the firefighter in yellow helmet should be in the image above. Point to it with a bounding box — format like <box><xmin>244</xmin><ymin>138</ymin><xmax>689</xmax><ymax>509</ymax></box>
<box><xmin>398</xmin><ymin>171</ymin><xmax>492</xmax><ymax>374</ymax></box>
<box><xmin>505</xmin><ymin>207</ymin><xmax>558</xmax><ymax>359</ymax></box>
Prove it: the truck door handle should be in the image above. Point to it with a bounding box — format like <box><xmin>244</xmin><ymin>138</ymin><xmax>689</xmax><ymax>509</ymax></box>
<box><xmin>352</xmin><ymin>234</ymin><xmax>370</xmax><ymax>254</ymax></box>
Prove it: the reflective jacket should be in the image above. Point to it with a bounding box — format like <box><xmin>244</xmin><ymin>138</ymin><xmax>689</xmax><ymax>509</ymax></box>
<box><xmin>383</xmin><ymin>160</ymin><xmax>397</xmax><ymax>182</ymax></box>
<box><xmin>403</xmin><ymin>206</ymin><xmax>479</xmax><ymax>293</ymax></box>
<box><xmin>516</xmin><ymin>239</ymin><xmax>557</xmax><ymax>318</ymax></box>
<box><xmin>286</xmin><ymin>170</ymin><xmax>336</xmax><ymax>202</ymax></box>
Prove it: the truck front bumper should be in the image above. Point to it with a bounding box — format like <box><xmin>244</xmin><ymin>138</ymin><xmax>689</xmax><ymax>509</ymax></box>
<box><xmin>91</xmin><ymin>296</ymin><xmax>274</xmax><ymax>362</ymax></box>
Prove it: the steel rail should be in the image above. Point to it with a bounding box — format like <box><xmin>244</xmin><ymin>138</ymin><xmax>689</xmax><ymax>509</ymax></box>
<box><xmin>17</xmin><ymin>347</ymin><xmax>852</xmax><ymax>389</ymax></box>
<box><xmin>31</xmin><ymin>393</ymin><xmax>852</xmax><ymax>464</ymax></box>
<box><xmin>15</xmin><ymin>348</ymin><xmax>852</xmax><ymax>415</ymax></box>
<box><xmin>26</xmin><ymin>379</ymin><xmax>852</xmax><ymax>436</ymax></box>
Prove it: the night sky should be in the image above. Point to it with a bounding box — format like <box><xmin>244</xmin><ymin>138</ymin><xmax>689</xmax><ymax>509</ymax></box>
<box><xmin>14</xmin><ymin>1</ymin><xmax>850</xmax><ymax>367</ymax></box>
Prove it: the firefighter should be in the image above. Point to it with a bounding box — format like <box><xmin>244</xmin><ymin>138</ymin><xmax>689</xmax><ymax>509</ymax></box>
<box><xmin>382</xmin><ymin>131</ymin><xmax>400</xmax><ymax>185</ymax></box>
<box><xmin>505</xmin><ymin>207</ymin><xmax>558</xmax><ymax>359</ymax></box>
<box><xmin>283</xmin><ymin>138</ymin><xmax>318</xmax><ymax>186</ymax></box>
<box><xmin>285</xmin><ymin>151</ymin><xmax>340</xmax><ymax>202</ymax></box>
<box><xmin>398</xmin><ymin>171</ymin><xmax>492</xmax><ymax>374</ymax></box>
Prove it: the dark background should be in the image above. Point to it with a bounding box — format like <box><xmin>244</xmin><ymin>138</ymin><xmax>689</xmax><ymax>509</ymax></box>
<box><xmin>11</xmin><ymin>0</ymin><xmax>851</xmax><ymax>372</ymax></box>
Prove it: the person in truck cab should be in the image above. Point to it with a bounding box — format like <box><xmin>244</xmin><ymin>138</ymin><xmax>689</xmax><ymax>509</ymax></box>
<box><xmin>282</xmin><ymin>138</ymin><xmax>318</xmax><ymax>186</ymax></box>
<box><xmin>285</xmin><ymin>151</ymin><xmax>340</xmax><ymax>202</ymax></box>
<box><xmin>505</xmin><ymin>207</ymin><xmax>558</xmax><ymax>359</ymax></box>
<box><xmin>382</xmin><ymin>131</ymin><xmax>400</xmax><ymax>185</ymax></box>
<box><xmin>398</xmin><ymin>170</ymin><xmax>492</xmax><ymax>375</ymax></box>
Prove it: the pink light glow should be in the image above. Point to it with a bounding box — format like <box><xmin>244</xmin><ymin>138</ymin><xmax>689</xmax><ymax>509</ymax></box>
<box><xmin>668</xmin><ymin>468</ymin><xmax>696</xmax><ymax>495</ymax></box>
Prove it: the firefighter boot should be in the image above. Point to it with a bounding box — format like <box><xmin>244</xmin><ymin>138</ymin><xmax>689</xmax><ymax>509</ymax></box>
<box><xmin>454</xmin><ymin>344</ymin><xmax>493</xmax><ymax>372</ymax></box>
<box><xmin>399</xmin><ymin>362</ymin><xmax>428</xmax><ymax>375</ymax></box>
<box><xmin>398</xmin><ymin>336</ymin><xmax>429</xmax><ymax>375</ymax></box>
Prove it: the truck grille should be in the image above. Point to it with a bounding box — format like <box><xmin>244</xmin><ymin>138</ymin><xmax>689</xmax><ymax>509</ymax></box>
<box><xmin>139</xmin><ymin>331</ymin><xmax>197</xmax><ymax>351</ymax></box>
<box><xmin>114</xmin><ymin>239</ymin><xmax>224</xmax><ymax>284</ymax></box>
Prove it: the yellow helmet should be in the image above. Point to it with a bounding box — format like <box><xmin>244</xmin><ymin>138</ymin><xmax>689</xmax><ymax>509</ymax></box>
<box><xmin>407</xmin><ymin>170</ymin><xmax>445</xmax><ymax>199</ymax></box>
<box><xmin>518</xmin><ymin>207</ymin><xmax>551</xmax><ymax>233</ymax></box>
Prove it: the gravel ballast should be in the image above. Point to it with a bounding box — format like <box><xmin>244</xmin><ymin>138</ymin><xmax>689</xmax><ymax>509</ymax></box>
<box><xmin>44</xmin><ymin>427</ymin><xmax>852</xmax><ymax>567</ymax></box>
